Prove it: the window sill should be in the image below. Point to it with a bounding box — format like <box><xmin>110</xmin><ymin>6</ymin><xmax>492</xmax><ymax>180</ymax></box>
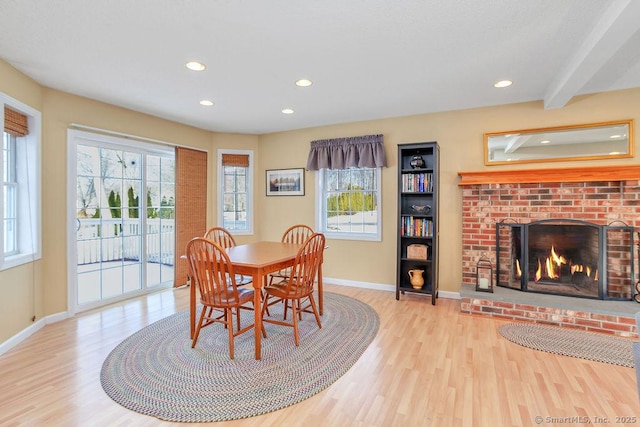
<box><xmin>321</xmin><ymin>232</ymin><xmax>381</xmax><ymax>242</ymax></box>
<box><xmin>1</xmin><ymin>252</ymin><xmax>41</xmax><ymax>271</ymax></box>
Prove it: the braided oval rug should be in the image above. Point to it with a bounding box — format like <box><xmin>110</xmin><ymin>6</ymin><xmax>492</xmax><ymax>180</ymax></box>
<box><xmin>499</xmin><ymin>322</ymin><xmax>635</xmax><ymax>368</ymax></box>
<box><xmin>101</xmin><ymin>292</ymin><xmax>379</xmax><ymax>422</ymax></box>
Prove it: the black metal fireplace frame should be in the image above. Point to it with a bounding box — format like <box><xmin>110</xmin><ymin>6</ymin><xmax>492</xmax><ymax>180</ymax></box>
<box><xmin>496</xmin><ymin>218</ymin><xmax>635</xmax><ymax>301</ymax></box>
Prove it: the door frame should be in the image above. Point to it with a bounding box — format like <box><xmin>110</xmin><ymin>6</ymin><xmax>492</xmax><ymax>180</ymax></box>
<box><xmin>66</xmin><ymin>128</ymin><xmax>175</xmax><ymax>315</ymax></box>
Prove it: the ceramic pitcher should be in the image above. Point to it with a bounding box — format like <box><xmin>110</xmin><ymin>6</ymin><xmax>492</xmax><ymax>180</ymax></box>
<box><xmin>408</xmin><ymin>269</ymin><xmax>424</xmax><ymax>289</ymax></box>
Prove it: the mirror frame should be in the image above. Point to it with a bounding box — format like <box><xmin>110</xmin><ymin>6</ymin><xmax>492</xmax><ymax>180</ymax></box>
<box><xmin>484</xmin><ymin>119</ymin><xmax>634</xmax><ymax>166</ymax></box>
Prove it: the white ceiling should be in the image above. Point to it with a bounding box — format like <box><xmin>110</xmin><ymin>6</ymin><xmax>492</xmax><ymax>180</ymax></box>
<box><xmin>1</xmin><ymin>0</ymin><xmax>639</xmax><ymax>135</ymax></box>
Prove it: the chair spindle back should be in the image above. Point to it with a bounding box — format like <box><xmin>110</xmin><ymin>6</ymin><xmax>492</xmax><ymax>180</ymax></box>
<box><xmin>204</xmin><ymin>227</ymin><xmax>237</xmax><ymax>249</ymax></box>
<box><xmin>186</xmin><ymin>237</ymin><xmax>239</xmax><ymax>307</ymax></box>
<box><xmin>286</xmin><ymin>233</ymin><xmax>325</xmax><ymax>298</ymax></box>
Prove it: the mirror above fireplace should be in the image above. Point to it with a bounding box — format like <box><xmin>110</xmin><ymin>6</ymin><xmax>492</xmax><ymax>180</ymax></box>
<box><xmin>484</xmin><ymin>119</ymin><xmax>634</xmax><ymax>166</ymax></box>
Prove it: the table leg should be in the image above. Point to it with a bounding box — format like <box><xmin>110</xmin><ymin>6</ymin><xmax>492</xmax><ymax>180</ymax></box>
<box><xmin>253</xmin><ymin>270</ymin><xmax>262</xmax><ymax>360</ymax></box>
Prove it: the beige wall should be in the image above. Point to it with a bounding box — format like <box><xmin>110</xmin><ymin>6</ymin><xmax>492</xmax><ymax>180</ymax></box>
<box><xmin>210</xmin><ymin>132</ymin><xmax>261</xmax><ymax>245</ymax></box>
<box><xmin>39</xmin><ymin>89</ymin><xmax>218</xmax><ymax>318</ymax></box>
<box><xmin>1</xmin><ymin>55</ymin><xmax>639</xmax><ymax>345</ymax></box>
<box><xmin>258</xmin><ymin>88</ymin><xmax>640</xmax><ymax>292</ymax></box>
<box><xmin>0</xmin><ymin>59</ymin><xmax>259</xmax><ymax>343</ymax></box>
<box><xmin>0</xmin><ymin>60</ymin><xmax>45</xmax><ymax>343</ymax></box>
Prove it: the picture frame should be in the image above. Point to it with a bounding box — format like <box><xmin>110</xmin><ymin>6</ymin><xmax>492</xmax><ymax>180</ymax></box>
<box><xmin>266</xmin><ymin>168</ymin><xmax>305</xmax><ymax>196</ymax></box>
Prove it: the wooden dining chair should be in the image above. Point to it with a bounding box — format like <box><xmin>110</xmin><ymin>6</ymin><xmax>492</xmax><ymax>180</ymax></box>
<box><xmin>204</xmin><ymin>226</ymin><xmax>237</xmax><ymax>249</ymax></box>
<box><xmin>186</xmin><ymin>237</ymin><xmax>265</xmax><ymax>359</ymax></box>
<box><xmin>204</xmin><ymin>227</ymin><xmax>252</xmax><ymax>286</ymax></box>
<box><xmin>261</xmin><ymin>232</ymin><xmax>325</xmax><ymax>346</ymax></box>
<box><xmin>268</xmin><ymin>224</ymin><xmax>314</xmax><ymax>286</ymax></box>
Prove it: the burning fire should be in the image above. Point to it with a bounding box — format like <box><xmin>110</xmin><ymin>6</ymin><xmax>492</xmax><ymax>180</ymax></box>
<box><xmin>534</xmin><ymin>246</ymin><xmax>566</xmax><ymax>281</ymax></box>
<box><xmin>533</xmin><ymin>245</ymin><xmax>597</xmax><ymax>282</ymax></box>
<box><xmin>513</xmin><ymin>245</ymin><xmax>598</xmax><ymax>283</ymax></box>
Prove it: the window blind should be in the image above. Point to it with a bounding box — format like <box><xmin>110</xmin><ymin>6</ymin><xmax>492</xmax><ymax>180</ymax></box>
<box><xmin>174</xmin><ymin>147</ymin><xmax>208</xmax><ymax>287</ymax></box>
<box><xmin>221</xmin><ymin>153</ymin><xmax>249</xmax><ymax>167</ymax></box>
<box><xmin>4</xmin><ymin>106</ymin><xmax>28</xmax><ymax>137</ymax></box>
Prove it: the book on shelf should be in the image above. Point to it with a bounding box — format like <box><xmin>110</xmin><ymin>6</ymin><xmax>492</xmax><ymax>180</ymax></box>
<box><xmin>401</xmin><ymin>216</ymin><xmax>433</xmax><ymax>237</ymax></box>
<box><xmin>402</xmin><ymin>173</ymin><xmax>433</xmax><ymax>192</ymax></box>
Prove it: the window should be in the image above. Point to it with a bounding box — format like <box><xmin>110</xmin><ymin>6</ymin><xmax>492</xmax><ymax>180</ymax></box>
<box><xmin>218</xmin><ymin>150</ymin><xmax>253</xmax><ymax>234</ymax></box>
<box><xmin>3</xmin><ymin>133</ymin><xmax>17</xmax><ymax>254</ymax></box>
<box><xmin>306</xmin><ymin>134</ymin><xmax>386</xmax><ymax>241</ymax></box>
<box><xmin>1</xmin><ymin>94</ymin><xmax>41</xmax><ymax>270</ymax></box>
<box><xmin>316</xmin><ymin>167</ymin><xmax>381</xmax><ymax>241</ymax></box>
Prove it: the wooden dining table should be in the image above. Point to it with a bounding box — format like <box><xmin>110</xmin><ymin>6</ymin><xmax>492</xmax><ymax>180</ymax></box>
<box><xmin>189</xmin><ymin>240</ymin><xmax>325</xmax><ymax>360</ymax></box>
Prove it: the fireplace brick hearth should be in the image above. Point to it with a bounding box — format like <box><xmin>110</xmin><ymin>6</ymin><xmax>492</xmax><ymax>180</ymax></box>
<box><xmin>457</xmin><ymin>166</ymin><xmax>640</xmax><ymax>331</ymax></box>
<box><xmin>460</xmin><ymin>284</ymin><xmax>638</xmax><ymax>337</ymax></box>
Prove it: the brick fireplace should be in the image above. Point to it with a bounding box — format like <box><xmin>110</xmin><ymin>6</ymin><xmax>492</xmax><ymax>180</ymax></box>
<box><xmin>457</xmin><ymin>165</ymin><xmax>640</xmax><ymax>336</ymax></box>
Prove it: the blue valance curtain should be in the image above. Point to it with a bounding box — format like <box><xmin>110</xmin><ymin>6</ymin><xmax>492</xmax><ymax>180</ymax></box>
<box><xmin>306</xmin><ymin>134</ymin><xmax>387</xmax><ymax>170</ymax></box>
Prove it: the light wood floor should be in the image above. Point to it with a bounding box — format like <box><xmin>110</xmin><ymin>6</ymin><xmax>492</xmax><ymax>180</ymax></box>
<box><xmin>1</xmin><ymin>284</ymin><xmax>639</xmax><ymax>427</ymax></box>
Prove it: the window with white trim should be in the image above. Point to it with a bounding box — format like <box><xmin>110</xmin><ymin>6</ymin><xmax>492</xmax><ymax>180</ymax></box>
<box><xmin>1</xmin><ymin>94</ymin><xmax>42</xmax><ymax>270</ymax></box>
<box><xmin>217</xmin><ymin>150</ymin><xmax>253</xmax><ymax>234</ymax></box>
<box><xmin>316</xmin><ymin>167</ymin><xmax>381</xmax><ymax>241</ymax></box>
<box><xmin>3</xmin><ymin>132</ymin><xmax>17</xmax><ymax>255</ymax></box>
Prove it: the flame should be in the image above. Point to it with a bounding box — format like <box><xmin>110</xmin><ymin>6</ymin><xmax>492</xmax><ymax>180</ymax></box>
<box><xmin>538</xmin><ymin>245</ymin><xmax>565</xmax><ymax>280</ymax></box>
<box><xmin>550</xmin><ymin>246</ymin><xmax>566</xmax><ymax>266</ymax></box>
<box><xmin>546</xmin><ymin>257</ymin><xmax>555</xmax><ymax>278</ymax></box>
<box><xmin>515</xmin><ymin>259</ymin><xmax>522</xmax><ymax>278</ymax></box>
<box><xmin>533</xmin><ymin>244</ymin><xmax>597</xmax><ymax>282</ymax></box>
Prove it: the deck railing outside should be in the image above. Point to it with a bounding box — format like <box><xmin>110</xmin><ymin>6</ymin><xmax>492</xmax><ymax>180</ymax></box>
<box><xmin>77</xmin><ymin>218</ymin><xmax>174</xmax><ymax>266</ymax></box>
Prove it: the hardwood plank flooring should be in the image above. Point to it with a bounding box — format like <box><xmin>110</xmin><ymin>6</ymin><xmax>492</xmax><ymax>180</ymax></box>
<box><xmin>1</xmin><ymin>284</ymin><xmax>639</xmax><ymax>426</ymax></box>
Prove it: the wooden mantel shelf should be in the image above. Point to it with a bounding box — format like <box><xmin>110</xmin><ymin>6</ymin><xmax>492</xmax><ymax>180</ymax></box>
<box><xmin>458</xmin><ymin>165</ymin><xmax>640</xmax><ymax>186</ymax></box>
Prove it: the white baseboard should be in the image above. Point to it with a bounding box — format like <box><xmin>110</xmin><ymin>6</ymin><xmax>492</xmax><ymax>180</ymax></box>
<box><xmin>439</xmin><ymin>290</ymin><xmax>461</xmax><ymax>300</ymax></box>
<box><xmin>0</xmin><ymin>311</ymin><xmax>69</xmax><ymax>357</ymax></box>
<box><xmin>324</xmin><ymin>277</ymin><xmax>461</xmax><ymax>300</ymax></box>
<box><xmin>323</xmin><ymin>276</ymin><xmax>395</xmax><ymax>292</ymax></box>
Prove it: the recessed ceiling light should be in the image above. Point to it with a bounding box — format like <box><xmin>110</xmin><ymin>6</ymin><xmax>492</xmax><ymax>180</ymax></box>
<box><xmin>494</xmin><ymin>80</ymin><xmax>513</xmax><ymax>88</ymax></box>
<box><xmin>282</xmin><ymin>108</ymin><xmax>294</xmax><ymax>114</ymax></box>
<box><xmin>295</xmin><ymin>79</ymin><xmax>313</xmax><ymax>87</ymax></box>
<box><xmin>186</xmin><ymin>61</ymin><xmax>206</xmax><ymax>71</ymax></box>
<box><xmin>199</xmin><ymin>100</ymin><xmax>214</xmax><ymax>106</ymax></box>
<box><xmin>540</xmin><ymin>140</ymin><xmax>551</xmax><ymax>144</ymax></box>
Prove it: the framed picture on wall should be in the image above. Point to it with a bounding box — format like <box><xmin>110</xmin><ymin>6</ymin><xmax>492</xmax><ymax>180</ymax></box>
<box><xmin>266</xmin><ymin>168</ymin><xmax>305</xmax><ymax>196</ymax></box>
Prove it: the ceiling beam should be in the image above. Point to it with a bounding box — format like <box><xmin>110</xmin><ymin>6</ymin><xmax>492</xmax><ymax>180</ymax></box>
<box><xmin>544</xmin><ymin>0</ymin><xmax>640</xmax><ymax>109</ymax></box>
<box><xmin>504</xmin><ymin>134</ymin><xmax>534</xmax><ymax>154</ymax></box>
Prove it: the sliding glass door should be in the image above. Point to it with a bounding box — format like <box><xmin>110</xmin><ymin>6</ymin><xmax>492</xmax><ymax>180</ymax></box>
<box><xmin>69</xmin><ymin>130</ymin><xmax>174</xmax><ymax>313</ymax></box>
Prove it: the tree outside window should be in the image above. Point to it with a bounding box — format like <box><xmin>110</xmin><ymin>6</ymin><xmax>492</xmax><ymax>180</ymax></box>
<box><xmin>319</xmin><ymin>167</ymin><xmax>381</xmax><ymax>240</ymax></box>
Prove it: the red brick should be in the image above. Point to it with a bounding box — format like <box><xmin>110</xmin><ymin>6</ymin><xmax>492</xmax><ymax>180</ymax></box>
<box><xmin>617</xmin><ymin>316</ymin><xmax>636</xmax><ymax>325</ymax></box>
<box><xmin>502</xmin><ymin>309</ymin><xmax>525</xmax><ymax>317</ymax></box>
<box><xmin>493</xmin><ymin>301</ymin><xmax>515</xmax><ymax>309</ymax></box>
<box><xmin>524</xmin><ymin>312</ymin><xmax>547</xmax><ymax>319</ymax></box>
<box><xmin>574</xmin><ymin>318</ymin><xmax>602</xmax><ymax>328</ymax></box>
<box><xmin>600</xmin><ymin>322</ymin><xmax>634</xmax><ymax>332</ymax></box>
<box><xmin>537</xmin><ymin>306</ymin><xmax>562</xmax><ymax>314</ymax></box>
<box><xmin>590</xmin><ymin>313</ymin><xmax>620</xmax><ymax>322</ymax></box>
<box><xmin>514</xmin><ymin>304</ymin><xmax>538</xmax><ymax>311</ymax></box>
<box><xmin>564</xmin><ymin>310</ymin><xmax>590</xmax><ymax>318</ymax></box>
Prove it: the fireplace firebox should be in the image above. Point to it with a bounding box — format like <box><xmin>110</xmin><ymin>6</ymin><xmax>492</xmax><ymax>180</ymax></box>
<box><xmin>496</xmin><ymin>219</ymin><xmax>635</xmax><ymax>300</ymax></box>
